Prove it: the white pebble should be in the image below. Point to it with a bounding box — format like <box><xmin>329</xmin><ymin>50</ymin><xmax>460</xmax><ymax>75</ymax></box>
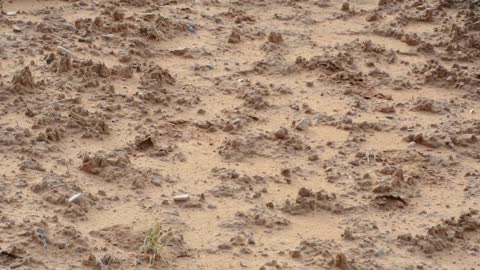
<box><xmin>173</xmin><ymin>194</ymin><xmax>190</xmax><ymax>202</ymax></box>
<box><xmin>68</xmin><ymin>193</ymin><xmax>83</xmax><ymax>204</ymax></box>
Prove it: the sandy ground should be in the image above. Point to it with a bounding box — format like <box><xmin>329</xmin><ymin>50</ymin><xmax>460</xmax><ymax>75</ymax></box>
<box><xmin>1</xmin><ymin>0</ymin><xmax>480</xmax><ymax>269</ymax></box>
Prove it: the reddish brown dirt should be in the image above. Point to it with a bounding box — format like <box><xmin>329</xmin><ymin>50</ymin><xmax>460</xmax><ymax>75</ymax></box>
<box><xmin>1</xmin><ymin>0</ymin><xmax>480</xmax><ymax>269</ymax></box>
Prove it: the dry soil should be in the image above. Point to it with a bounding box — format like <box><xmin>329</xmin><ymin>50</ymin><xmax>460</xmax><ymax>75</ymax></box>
<box><xmin>1</xmin><ymin>0</ymin><xmax>480</xmax><ymax>269</ymax></box>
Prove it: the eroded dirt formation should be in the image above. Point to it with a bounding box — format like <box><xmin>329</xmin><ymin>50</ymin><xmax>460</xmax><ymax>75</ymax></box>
<box><xmin>1</xmin><ymin>0</ymin><xmax>480</xmax><ymax>269</ymax></box>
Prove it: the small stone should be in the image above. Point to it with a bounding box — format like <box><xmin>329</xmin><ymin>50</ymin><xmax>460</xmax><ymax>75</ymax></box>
<box><xmin>102</xmin><ymin>34</ymin><xmax>114</xmax><ymax>40</ymax></box>
<box><xmin>132</xmin><ymin>179</ymin><xmax>145</xmax><ymax>189</ymax></box>
<box><xmin>173</xmin><ymin>194</ymin><xmax>191</xmax><ymax>202</ymax></box>
<box><xmin>12</xmin><ymin>25</ymin><xmax>22</xmax><ymax>33</ymax></box>
<box><xmin>208</xmin><ymin>126</ymin><xmax>217</xmax><ymax>133</ymax></box>
<box><xmin>68</xmin><ymin>193</ymin><xmax>83</xmax><ymax>204</ymax></box>
<box><xmin>185</xmin><ymin>23</ymin><xmax>195</xmax><ymax>33</ymax></box>
<box><xmin>135</xmin><ymin>136</ymin><xmax>154</xmax><ymax>150</ymax></box>
<box><xmin>342</xmin><ymin>228</ymin><xmax>355</xmax><ymax>240</ymax></box>
<box><xmin>119</xmin><ymin>54</ymin><xmax>132</xmax><ymax>63</ymax></box>
<box><xmin>228</xmin><ymin>28</ymin><xmax>241</xmax><ymax>44</ymax></box>
<box><xmin>25</xmin><ymin>108</ymin><xmax>35</xmax><ymax>117</ymax></box>
<box><xmin>274</xmin><ymin>127</ymin><xmax>288</xmax><ymax>140</ymax></box>
<box><xmin>218</xmin><ymin>243</ymin><xmax>232</xmax><ymax>250</ymax></box>
<box><xmin>366</xmin><ymin>12</ymin><xmax>378</xmax><ymax>22</ymax></box>
<box><xmin>6</xmin><ymin>11</ymin><xmax>17</xmax><ymax>16</ymax></box>
<box><xmin>268</xmin><ymin>32</ymin><xmax>283</xmax><ymax>44</ymax></box>
<box><xmin>151</xmin><ymin>176</ymin><xmax>162</xmax><ymax>186</ymax></box>
<box><xmin>341</xmin><ymin>1</ymin><xmax>350</xmax><ymax>11</ymax></box>
<box><xmin>78</xmin><ymin>37</ymin><xmax>92</xmax><ymax>43</ymax></box>
<box><xmin>295</xmin><ymin>118</ymin><xmax>310</xmax><ymax>130</ymax></box>
<box><xmin>171</xmin><ymin>47</ymin><xmax>189</xmax><ymax>56</ymax></box>
<box><xmin>289</xmin><ymin>249</ymin><xmax>301</xmax><ymax>258</ymax></box>
<box><xmin>407</xmin><ymin>141</ymin><xmax>416</xmax><ymax>148</ymax></box>
<box><xmin>223</xmin><ymin>123</ymin><xmax>234</xmax><ymax>132</ymax></box>
<box><xmin>375</xmin><ymin>248</ymin><xmax>386</xmax><ymax>257</ymax></box>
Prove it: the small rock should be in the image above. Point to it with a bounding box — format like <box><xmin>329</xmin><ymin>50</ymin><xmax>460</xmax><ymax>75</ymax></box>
<box><xmin>78</xmin><ymin>37</ymin><xmax>92</xmax><ymax>43</ymax></box>
<box><xmin>173</xmin><ymin>194</ymin><xmax>191</xmax><ymax>202</ymax></box>
<box><xmin>274</xmin><ymin>127</ymin><xmax>288</xmax><ymax>139</ymax></box>
<box><xmin>135</xmin><ymin>136</ymin><xmax>154</xmax><ymax>150</ymax></box>
<box><xmin>132</xmin><ymin>179</ymin><xmax>145</xmax><ymax>189</ymax></box>
<box><xmin>366</xmin><ymin>12</ymin><xmax>378</xmax><ymax>22</ymax></box>
<box><xmin>407</xmin><ymin>141</ymin><xmax>416</xmax><ymax>148</ymax></box>
<box><xmin>290</xmin><ymin>249</ymin><xmax>301</xmax><ymax>258</ymax></box>
<box><xmin>341</xmin><ymin>0</ymin><xmax>350</xmax><ymax>11</ymax></box>
<box><xmin>228</xmin><ymin>28</ymin><xmax>241</xmax><ymax>44</ymax></box>
<box><xmin>268</xmin><ymin>32</ymin><xmax>283</xmax><ymax>44</ymax></box>
<box><xmin>218</xmin><ymin>243</ymin><xmax>232</xmax><ymax>250</ymax></box>
<box><xmin>68</xmin><ymin>193</ymin><xmax>83</xmax><ymax>204</ymax></box>
<box><xmin>375</xmin><ymin>248</ymin><xmax>386</xmax><ymax>257</ymax></box>
<box><xmin>151</xmin><ymin>176</ymin><xmax>162</xmax><ymax>186</ymax></box>
<box><xmin>12</xmin><ymin>25</ymin><xmax>22</xmax><ymax>33</ymax></box>
<box><xmin>223</xmin><ymin>123</ymin><xmax>234</xmax><ymax>132</ymax></box>
<box><xmin>185</xmin><ymin>23</ymin><xmax>195</xmax><ymax>33</ymax></box>
<box><xmin>102</xmin><ymin>34</ymin><xmax>114</xmax><ymax>40</ymax></box>
<box><xmin>342</xmin><ymin>228</ymin><xmax>355</xmax><ymax>240</ymax></box>
<box><xmin>295</xmin><ymin>118</ymin><xmax>310</xmax><ymax>130</ymax></box>
<box><xmin>171</xmin><ymin>47</ymin><xmax>189</xmax><ymax>56</ymax></box>
<box><xmin>25</xmin><ymin>108</ymin><xmax>35</xmax><ymax>117</ymax></box>
<box><xmin>6</xmin><ymin>11</ymin><xmax>17</xmax><ymax>16</ymax></box>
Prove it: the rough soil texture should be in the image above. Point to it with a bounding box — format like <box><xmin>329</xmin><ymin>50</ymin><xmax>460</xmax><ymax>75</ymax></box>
<box><xmin>1</xmin><ymin>0</ymin><xmax>480</xmax><ymax>269</ymax></box>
